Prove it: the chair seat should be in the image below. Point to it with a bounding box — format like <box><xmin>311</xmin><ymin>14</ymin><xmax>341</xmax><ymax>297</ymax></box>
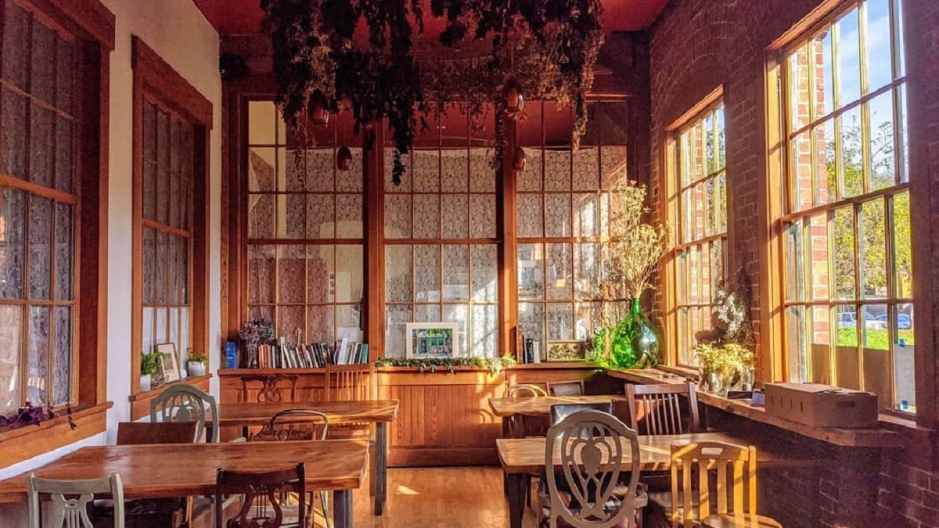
<box><xmin>91</xmin><ymin>498</ymin><xmax>185</xmax><ymax>528</ymax></box>
<box><xmin>701</xmin><ymin>513</ymin><xmax>783</xmax><ymax>528</ymax></box>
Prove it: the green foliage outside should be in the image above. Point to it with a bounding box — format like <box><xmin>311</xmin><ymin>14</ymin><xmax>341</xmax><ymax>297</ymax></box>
<box><xmin>835</xmin><ymin>328</ymin><xmax>915</xmax><ymax>350</ymax></box>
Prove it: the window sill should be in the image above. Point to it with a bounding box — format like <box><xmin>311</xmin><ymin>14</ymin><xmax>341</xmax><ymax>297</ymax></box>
<box><xmin>0</xmin><ymin>402</ymin><xmax>113</xmax><ymax>468</ymax></box>
<box><xmin>604</xmin><ymin>367</ymin><xmax>908</xmax><ymax>449</ymax></box>
<box><xmin>128</xmin><ymin>374</ymin><xmax>212</xmax><ymax>420</ymax></box>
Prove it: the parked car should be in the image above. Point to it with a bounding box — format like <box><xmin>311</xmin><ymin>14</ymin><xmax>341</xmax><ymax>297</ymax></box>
<box><xmin>876</xmin><ymin>314</ymin><xmax>913</xmax><ymax>330</ymax></box>
<box><xmin>837</xmin><ymin>311</ymin><xmax>886</xmax><ymax>329</ymax></box>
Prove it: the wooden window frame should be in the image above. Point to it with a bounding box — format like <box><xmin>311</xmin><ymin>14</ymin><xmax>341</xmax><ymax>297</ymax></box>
<box><xmin>767</xmin><ymin>0</ymin><xmax>913</xmax><ymax>412</ymax></box>
<box><xmin>130</xmin><ymin>36</ymin><xmax>212</xmax><ymax>396</ymax></box>
<box><xmin>667</xmin><ymin>97</ymin><xmax>728</xmax><ymax>366</ymax></box>
<box><xmin>0</xmin><ymin>0</ymin><xmax>114</xmax><ymax>467</ymax></box>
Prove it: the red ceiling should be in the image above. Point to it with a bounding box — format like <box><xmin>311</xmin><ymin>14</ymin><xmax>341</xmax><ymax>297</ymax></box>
<box><xmin>193</xmin><ymin>0</ymin><xmax>669</xmax><ymax>36</ymax></box>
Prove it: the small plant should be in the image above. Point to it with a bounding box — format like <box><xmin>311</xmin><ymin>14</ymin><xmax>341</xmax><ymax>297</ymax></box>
<box><xmin>188</xmin><ymin>348</ymin><xmax>208</xmax><ymax>363</ymax></box>
<box><xmin>693</xmin><ymin>342</ymin><xmax>753</xmax><ymax>378</ymax></box>
<box><xmin>239</xmin><ymin>319</ymin><xmax>274</xmax><ymax>345</ymax></box>
<box><xmin>140</xmin><ymin>350</ymin><xmax>161</xmax><ymax>376</ymax></box>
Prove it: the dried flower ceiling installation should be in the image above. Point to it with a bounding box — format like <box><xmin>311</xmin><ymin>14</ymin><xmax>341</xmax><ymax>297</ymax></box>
<box><xmin>261</xmin><ymin>0</ymin><xmax>605</xmax><ymax>184</ymax></box>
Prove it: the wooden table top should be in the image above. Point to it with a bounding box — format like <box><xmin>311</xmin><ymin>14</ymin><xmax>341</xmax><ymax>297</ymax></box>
<box><xmin>212</xmin><ymin>399</ymin><xmax>400</xmax><ymax>427</ymax></box>
<box><xmin>496</xmin><ymin>432</ymin><xmax>818</xmax><ymax>474</ymax></box>
<box><xmin>0</xmin><ymin>439</ymin><xmax>369</xmax><ymax>503</ymax></box>
<box><xmin>701</xmin><ymin>513</ymin><xmax>783</xmax><ymax>528</ymax></box>
<box><xmin>488</xmin><ymin>395</ymin><xmax>625</xmax><ymax>418</ymax></box>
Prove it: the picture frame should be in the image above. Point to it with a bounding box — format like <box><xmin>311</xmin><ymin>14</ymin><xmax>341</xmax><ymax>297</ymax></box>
<box><xmin>405</xmin><ymin>322</ymin><xmax>459</xmax><ymax>359</ymax></box>
<box><xmin>546</xmin><ymin>340</ymin><xmax>586</xmax><ymax>362</ymax></box>
<box><xmin>155</xmin><ymin>343</ymin><xmax>181</xmax><ymax>382</ymax></box>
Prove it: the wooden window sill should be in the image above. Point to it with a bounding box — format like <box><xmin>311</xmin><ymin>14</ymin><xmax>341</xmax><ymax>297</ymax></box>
<box><xmin>0</xmin><ymin>402</ymin><xmax>113</xmax><ymax>469</ymax></box>
<box><xmin>604</xmin><ymin>367</ymin><xmax>909</xmax><ymax>449</ymax></box>
<box><xmin>128</xmin><ymin>374</ymin><xmax>213</xmax><ymax>420</ymax></box>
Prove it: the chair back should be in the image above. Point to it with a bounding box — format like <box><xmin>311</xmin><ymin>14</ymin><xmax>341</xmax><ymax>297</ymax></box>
<box><xmin>625</xmin><ymin>382</ymin><xmax>700</xmax><ymax>435</ymax></box>
<box><xmin>149</xmin><ymin>385</ymin><xmax>219</xmax><ymax>443</ymax></box>
<box><xmin>27</xmin><ymin>473</ymin><xmax>124</xmax><ymax>528</ymax></box>
<box><xmin>326</xmin><ymin>364</ymin><xmax>372</xmax><ymax>401</ymax></box>
<box><xmin>505</xmin><ymin>383</ymin><xmax>548</xmax><ymax>398</ymax></box>
<box><xmin>240</xmin><ymin>374</ymin><xmax>299</xmax><ymax>403</ymax></box>
<box><xmin>670</xmin><ymin>442</ymin><xmax>757</xmax><ymax>527</ymax></box>
<box><xmin>116</xmin><ymin>421</ymin><xmax>199</xmax><ymax>445</ymax></box>
<box><xmin>251</xmin><ymin>409</ymin><xmax>330</xmax><ymax>442</ymax></box>
<box><xmin>215</xmin><ymin>464</ymin><xmax>305</xmax><ymax>528</ymax></box>
<box><xmin>547</xmin><ymin>380</ymin><xmax>585</xmax><ymax>396</ymax></box>
<box><xmin>544</xmin><ymin>410</ymin><xmax>642</xmax><ymax>528</ymax></box>
<box><xmin>550</xmin><ymin>403</ymin><xmax>613</xmax><ymax>427</ymax></box>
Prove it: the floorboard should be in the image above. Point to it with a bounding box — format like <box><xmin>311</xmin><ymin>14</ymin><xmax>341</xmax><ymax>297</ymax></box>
<box><xmin>344</xmin><ymin>467</ymin><xmax>539</xmax><ymax>528</ymax></box>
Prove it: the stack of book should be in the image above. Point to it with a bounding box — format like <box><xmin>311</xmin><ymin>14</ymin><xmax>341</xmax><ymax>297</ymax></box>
<box><xmin>255</xmin><ymin>337</ymin><xmax>369</xmax><ymax>369</ymax></box>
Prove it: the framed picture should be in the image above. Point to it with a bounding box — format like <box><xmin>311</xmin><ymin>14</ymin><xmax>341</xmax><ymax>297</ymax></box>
<box><xmin>156</xmin><ymin>343</ymin><xmax>181</xmax><ymax>382</ymax></box>
<box><xmin>546</xmin><ymin>340</ymin><xmax>586</xmax><ymax>362</ymax></box>
<box><xmin>405</xmin><ymin>322</ymin><xmax>459</xmax><ymax>359</ymax></box>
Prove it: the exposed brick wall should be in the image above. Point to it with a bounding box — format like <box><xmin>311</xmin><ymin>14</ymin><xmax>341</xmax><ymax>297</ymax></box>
<box><xmin>642</xmin><ymin>0</ymin><xmax>939</xmax><ymax>526</ymax></box>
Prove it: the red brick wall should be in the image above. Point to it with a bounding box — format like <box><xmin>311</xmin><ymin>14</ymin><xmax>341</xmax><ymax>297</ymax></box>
<box><xmin>643</xmin><ymin>0</ymin><xmax>939</xmax><ymax>526</ymax></box>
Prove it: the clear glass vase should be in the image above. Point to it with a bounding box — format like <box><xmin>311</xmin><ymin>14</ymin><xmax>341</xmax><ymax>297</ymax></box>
<box><xmin>243</xmin><ymin>342</ymin><xmax>259</xmax><ymax>369</ymax></box>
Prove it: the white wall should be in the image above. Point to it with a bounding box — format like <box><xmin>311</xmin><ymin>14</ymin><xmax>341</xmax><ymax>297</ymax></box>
<box><xmin>0</xmin><ymin>0</ymin><xmax>221</xmax><ymax>524</ymax></box>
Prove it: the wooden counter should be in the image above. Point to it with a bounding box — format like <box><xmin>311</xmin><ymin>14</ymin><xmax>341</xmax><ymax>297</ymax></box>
<box><xmin>603</xmin><ymin>368</ymin><xmax>905</xmax><ymax>449</ymax></box>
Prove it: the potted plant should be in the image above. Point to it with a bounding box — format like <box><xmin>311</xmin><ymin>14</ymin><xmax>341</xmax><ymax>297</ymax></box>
<box><xmin>140</xmin><ymin>351</ymin><xmax>160</xmax><ymax>392</ymax></box>
<box><xmin>187</xmin><ymin>349</ymin><xmax>207</xmax><ymax>377</ymax></box>
<box><xmin>693</xmin><ymin>343</ymin><xmax>754</xmax><ymax>396</ymax></box>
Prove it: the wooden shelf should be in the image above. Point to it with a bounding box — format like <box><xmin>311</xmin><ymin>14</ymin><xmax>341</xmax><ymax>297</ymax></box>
<box><xmin>604</xmin><ymin>368</ymin><xmax>906</xmax><ymax>449</ymax></box>
<box><xmin>508</xmin><ymin>362</ymin><xmax>601</xmax><ymax>370</ymax></box>
<box><xmin>218</xmin><ymin>368</ymin><xmax>326</xmax><ymax>376</ymax></box>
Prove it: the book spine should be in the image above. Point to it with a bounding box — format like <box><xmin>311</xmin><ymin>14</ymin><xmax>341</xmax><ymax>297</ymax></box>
<box><xmin>525</xmin><ymin>338</ymin><xmax>534</xmax><ymax>364</ymax></box>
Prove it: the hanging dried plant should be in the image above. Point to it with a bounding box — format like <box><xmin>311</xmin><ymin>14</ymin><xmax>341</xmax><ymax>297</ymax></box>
<box><xmin>603</xmin><ymin>180</ymin><xmax>670</xmax><ymax>300</ymax></box>
<box><xmin>261</xmin><ymin>0</ymin><xmax>605</xmax><ymax>185</ymax></box>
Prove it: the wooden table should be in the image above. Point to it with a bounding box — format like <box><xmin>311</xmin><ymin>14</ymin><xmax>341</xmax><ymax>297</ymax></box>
<box><xmin>212</xmin><ymin>399</ymin><xmax>398</xmax><ymax>515</ymax></box>
<box><xmin>0</xmin><ymin>440</ymin><xmax>368</xmax><ymax>528</ymax></box>
<box><xmin>497</xmin><ymin>432</ymin><xmax>817</xmax><ymax>528</ymax></box>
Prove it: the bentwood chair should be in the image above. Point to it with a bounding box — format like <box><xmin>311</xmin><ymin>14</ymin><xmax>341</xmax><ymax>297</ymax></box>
<box><xmin>540</xmin><ymin>410</ymin><xmax>647</xmax><ymax>528</ymax></box>
<box><xmin>505</xmin><ymin>383</ymin><xmax>548</xmax><ymax>398</ymax></box>
<box><xmin>546</xmin><ymin>380</ymin><xmax>586</xmax><ymax>396</ymax></box>
<box><xmin>28</xmin><ymin>473</ymin><xmax>125</xmax><ymax>528</ymax></box>
<box><xmin>670</xmin><ymin>442</ymin><xmax>782</xmax><ymax>528</ymax></box>
<box><xmin>250</xmin><ymin>410</ymin><xmax>331</xmax><ymax>528</ymax></box>
<box><xmin>624</xmin><ymin>382</ymin><xmax>701</xmax><ymax>435</ymax></box>
<box><xmin>150</xmin><ymin>385</ymin><xmax>219</xmax><ymax>443</ymax></box>
<box><xmin>215</xmin><ymin>463</ymin><xmax>306</xmax><ymax>528</ymax></box>
<box><xmin>549</xmin><ymin>402</ymin><xmax>614</xmax><ymax>427</ymax></box>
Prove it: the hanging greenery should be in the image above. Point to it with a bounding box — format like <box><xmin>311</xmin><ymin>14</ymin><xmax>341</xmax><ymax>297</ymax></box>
<box><xmin>261</xmin><ymin>0</ymin><xmax>605</xmax><ymax>185</ymax></box>
<box><xmin>375</xmin><ymin>356</ymin><xmax>517</xmax><ymax>375</ymax></box>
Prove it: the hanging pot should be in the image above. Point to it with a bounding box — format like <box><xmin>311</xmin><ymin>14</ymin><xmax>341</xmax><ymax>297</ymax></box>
<box><xmin>502</xmin><ymin>79</ymin><xmax>525</xmax><ymax>116</ymax></box>
<box><xmin>513</xmin><ymin>147</ymin><xmax>527</xmax><ymax>171</ymax></box>
<box><xmin>308</xmin><ymin>90</ymin><xmax>330</xmax><ymax>126</ymax></box>
<box><xmin>337</xmin><ymin>145</ymin><xmax>353</xmax><ymax>171</ymax></box>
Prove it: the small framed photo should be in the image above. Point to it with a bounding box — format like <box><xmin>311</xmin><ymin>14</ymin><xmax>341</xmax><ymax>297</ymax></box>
<box><xmin>156</xmin><ymin>343</ymin><xmax>181</xmax><ymax>382</ymax></box>
<box><xmin>406</xmin><ymin>322</ymin><xmax>459</xmax><ymax>359</ymax></box>
<box><xmin>546</xmin><ymin>340</ymin><xmax>586</xmax><ymax>362</ymax></box>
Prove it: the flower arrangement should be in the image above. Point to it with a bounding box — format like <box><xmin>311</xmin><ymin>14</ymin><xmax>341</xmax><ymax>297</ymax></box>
<box><xmin>694</xmin><ymin>343</ymin><xmax>753</xmax><ymax>378</ymax></box>
<box><xmin>239</xmin><ymin>319</ymin><xmax>274</xmax><ymax>345</ymax></box>
<box><xmin>261</xmin><ymin>0</ymin><xmax>605</xmax><ymax>185</ymax></box>
<box><xmin>187</xmin><ymin>349</ymin><xmax>208</xmax><ymax>364</ymax></box>
<box><xmin>0</xmin><ymin>402</ymin><xmax>75</xmax><ymax>431</ymax></box>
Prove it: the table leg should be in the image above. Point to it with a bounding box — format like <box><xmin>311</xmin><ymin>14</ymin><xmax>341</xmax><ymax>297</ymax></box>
<box><xmin>502</xmin><ymin>418</ymin><xmax>511</xmax><ymax>496</ymax></box>
<box><xmin>373</xmin><ymin>421</ymin><xmax>387</xmax><ymax>515</ymax></box>
<box><xmin>334</xmin><ymin>489</ymin><xmax>353</xmax><ymax>528</ymax></box>
<box><xmin>506</xmin><ymin>472</ymin><xmax>525</xmax><ymax>528</ymax></box>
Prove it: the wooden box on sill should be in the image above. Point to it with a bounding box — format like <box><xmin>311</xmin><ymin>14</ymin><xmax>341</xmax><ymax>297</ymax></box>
<box><xmin>764</xmin><ymin>383</ymin><xmax>879</xmax><ymax>428</ymax></box>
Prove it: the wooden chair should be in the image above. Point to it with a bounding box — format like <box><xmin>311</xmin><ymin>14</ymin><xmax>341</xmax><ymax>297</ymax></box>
<box><xmin>540</xmin><ymin>410</ymin><xmax>647</xmax><ymax>528</ymax></box>
<box><xmin>215</xmin><ymin>463</ymin><xmax>306</xmax><ymax>528</ymax></box>
<box><xmin>625</xmin><ymin>382</ymin><xmax>700</xmax><ymax>435</ymax></box>
<box><xmin>116</xmin><ymin>421</ymin><xmax>199</xmax><ymax>445</ymax></box>
<box><xmin>505</xmin><ymin>383</ymin><xmax>548</xmax><ymax>398</ymax></box>
<box><xmin>546</xmin><ymin>380</ymin><xmax>586</xmax><ymax>396</ymax></box>
<box><xmin>28</xmin><ymin>473</ymin><xmax>125</xmax><ymax>528</ymax></box>
<box><xmin>549</xmin><ymin>402</ymin><xmax>614</xmax><ymax>426</ymax></box>
<box><xmin>250</xmin><ymin>410</ymin><xmax>331</xmax><ymax>528</ymax></box>
<box><xmin>240</xmin><ymin>374</ymin><xmax>299</xmax><ymax>403</ymax></box>
<box><xmin>325</xmin><ymin>363</ymin><xmax>372</xmax><ymax>402</ymax></box>
<box><xmin>150</xmin><ymin>385</ymin><xmax>219</xmax><ymax>443</ymax></box>
<box><xmin>92</xmin><ymin>422</ymin><xmax>199</xmax><ymax>528</ymax></box>
<box><xmin>670</xmin><ymin>442</ymin><xmax>781</xmax><ymax>528</ymax></box>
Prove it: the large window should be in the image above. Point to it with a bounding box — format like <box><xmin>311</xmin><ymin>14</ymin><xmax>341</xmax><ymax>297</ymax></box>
<box><xmin>139</xmin><ymin>100</ymin><xmax>194</xmax><ymax>363</ymax></box>
<box><xmin>0</xmin><ymin>0</ymin><xmax>81</xmax><ymax>414</ymax></box>
<box><xmin>516</xmin><ymin>101</ymin><xmax>629</xmax><ymax>357</ymax></box>
<box><xmin>383</xmin><ymin>108</ymin><xmax>499</xmax><ymax>358</ymax></box>
<box><xmin>246</xmin><ymin>102</ymin><xmax>365</xmax><ymax>346</ymax></box>
<box><xmin>778</xmin><ymin>0</ymin><xmax>910</xmax><ymax>410</ymax></box>
<box><xmin>673</xmin><ymin>102</ymin><xmax>727</xmax><ymax>364</ymax></box>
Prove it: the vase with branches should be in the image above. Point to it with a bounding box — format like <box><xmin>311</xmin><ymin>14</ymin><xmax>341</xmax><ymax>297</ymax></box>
<box><xmin>592</xmin><ymin>180</ymin><xmax>669</xmax><ymax>369</ymax></box>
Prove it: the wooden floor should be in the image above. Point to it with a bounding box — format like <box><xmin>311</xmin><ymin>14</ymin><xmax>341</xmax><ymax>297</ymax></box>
<box><xmin>344</xmin><ymin>467</ymin><xmax>538</xmax><ymax>528</ymax></box>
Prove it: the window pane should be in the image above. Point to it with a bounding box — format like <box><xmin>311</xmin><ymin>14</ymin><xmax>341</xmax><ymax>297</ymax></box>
<box><xmin>335</xmin><ymin>245</ymin><xmax>363</xmax><ymax>303</ymax></box>
<box><xmin>306</xmin><ymin>194</ymin><xmax>335</xmax><ymax>239</ymax></box>
<box><xmin>0</xmin><ymin>188</ymin><xmax>25</xmax><ymax>299</ymax></box>
<box><xmin>545</xmin><ymin>194</ymin><xmax>572</xmax><ymax>237</ymax></box>
<box><xmin>384</xmin><ymin>194</ymin><xmax>411</xmax><ymax>239</ymax></box>
<box><xmin>277</xmin><ymin>245</ymin><xmax>305</xmax><ymax>304</ymax></box>
<box><xmin>0</xmin><ymin>306</ymin><xmax>22</xmax><ymax>415</ymax></box>
<box><xmin>55</xmin><ymin>204</ymin><xmax>73</xmax><ymax>301</ymax></box>
<box><xmin>808</xmin><ymin>214</ymin><xmax>829</xmax><ymax>301</ymax></box>
<box><xmin>385</xmin><ymin>245</ymin><xmax>412</xmax><ymax>303</ymax></box>
<box><xmin>867</xmin><ymin>92</ymin><xmax>896</xmax><ymax>191</ymax></box>
<box><xmin>471</xmin><ymin>305</ymin><xmax>497</xmax><ymax>357</ymax></box>
<box><xmin>518</xmin><ymin>243</ymin><xmax>544</xmax><ymax>301</ymax></box>
<box><xmin>2</xmin><ymin>89</ymin><xmax>27</xmax><ymax>179</ymax></box>
<box><xmin>544</xmin><ymin>150</ymin><xmax>571</xmax><ymax>191</ymax></box>
<box><xmin>545</xmin><ymin>243</ymin><xmax>573</xmax><ymax>300</ymax></box>
<box><xmin>471</xmin><ymin>245</ymin><xmax>497</xmax><ymax>302</ymax></box>
<box><xmin>414</xmin><ymin>244</ymin><xmax>440</xmax><ymax>304</ymax></box>
<box><xmin>547</xmin><ymin>303</ymin><xmax>574</xmax><ymax>341</ymax></box>
<box><xmin>470</xmin><ymin>194</ymin><xmax>496</xmax><ymax>239</ymax></box>
<box><xmin>248</xmin><ymin>101</ymin><xmax>276</xmax><ymax>145</ymax></box>
<box><xmin>306</xmin><ymin>245</ymin><xmax>333</xmax><ymax>303</ymax></box>
<box><xmin>336</xmin><ymin>195</ymin><xmax>363</xmax><ymax>238</ymax></box>
<box><xmin>29</xmin><ymin>196</ymin><xmax>53</xmax><ymax>300</ymax></box>
<box><xmin>814</xmin><ymin>30</ymin><xmax>836</xmax><ymax>119</ymax></box>
<box><xmin>441</xmin><ymin>149</ymin><xmax>468</xmax><ymax>192</ymax></box>
<box><xmin>518</xmin><ymin>302</ymin><xmax>545</xmax><ymax>360</ymax></box>
<box><xmin>413</xmin><ymin>195</ymin><xmax>440</xmax><ymax>239</ymax></box>
<box><xmin>836</xmin><ymin>9</ymin><xmax>862</xmax><ymax>105</ymax></box>
<box><xmin>787</xmin><ymin>306</ymin><xmax>807</xmax><ymax>382</ymax></box>
<box><xmin>859</xmin><ymin>199</ymin><xmax>886</xmax><ymax>299</ymax></box>
<box><xmin>443</xmin><ymin>245</ymin><xmax>469</xmax><ymax>302</ymax></box>
<box><xmin>384</xmin><ymin>305</ymin><xmax>411</xmax><ymax>358</ymax></box>
<box><xmin>2</xmin><ymin>1</ymin><xmax>29</xmax><ymax>90</ymax></box>
<box><xmin>894</xmin><ymin>304</ymin><xmax>914</xmax><ymax>410</ymax></box>
<box><xmin>863</xmin><ymin>0</ymin><xmax>893</xmax><ymax>93</ymax></box>
<box><xmin>248</xmin><ymin>245</ymin><xmax>276</xmax><ymax>304</ymax></box>
<box><xmin>28</xmin><ymin>306</ymin><xmax>50</xmax><ymax>405</ymax></box>
<box><xmin>440</xmin><ymin>194</ymin><xmax>468</xmax><ymax>239</ymax></box>
<box><xmin>833</xmin><ymin>207</ymin><xmax>856</xmax><ymax>300</ymax></box>
<box><xmin>840</xmin><ymin>106</ymin><xmax>864</xmax><ymax>198</ymax></box>
<box><xmin>893</xmin><ymin>192</ymin><xmax>912</xmax><ymax>298</ymax></box>
<box><xmin>307</xmin><ymin>305</ymin><xmax>335</xmax><ymax>343</ymax></box>
<box><xmin>809</xmin><ymin>306</ymin><xmax>831</xmax><ymax>384</ymax></box>
<box><xmin>517</xmin><ymin>194</ymin><xmax>544</xmax><ymax>238</ymax></box>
